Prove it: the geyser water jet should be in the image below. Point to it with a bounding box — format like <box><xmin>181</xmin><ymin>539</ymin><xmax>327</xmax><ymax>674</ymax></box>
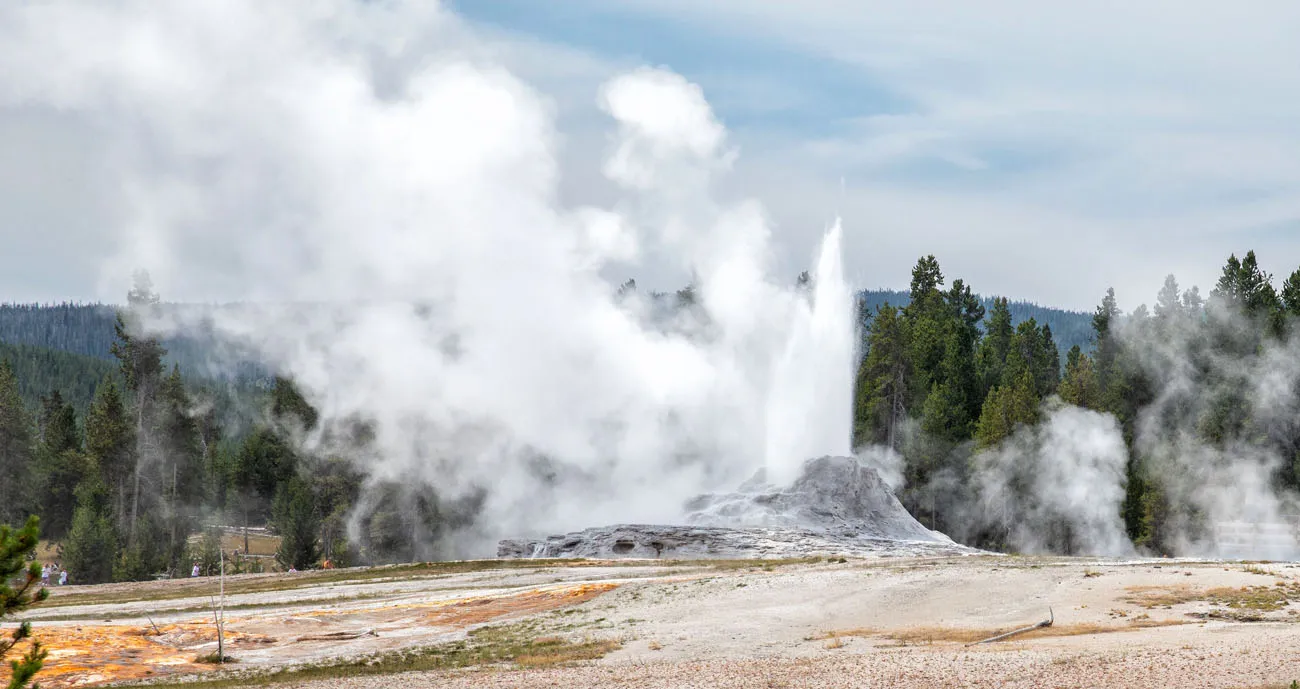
<box><xmin>764</xmin><ymin>219</ymin><xmax>856</xmax><ymax>485</ymax></box>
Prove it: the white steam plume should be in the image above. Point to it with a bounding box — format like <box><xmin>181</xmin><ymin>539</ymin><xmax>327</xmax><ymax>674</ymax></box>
<box><xmin>0</xmin><ymin>1</ymin><xmax>857</xmax><ymax>554</ymax></box>
<box><xmin>964</xmin><ymin>402</ymin><xmax>1133</xmax><ymax>557</ymax></box>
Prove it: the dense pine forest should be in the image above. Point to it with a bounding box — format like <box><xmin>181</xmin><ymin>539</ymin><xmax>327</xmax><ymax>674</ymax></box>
<box><xmin>1</xmin><ymin>251</ymin><xmax>1298</xmax><ymax>583</ymax></box>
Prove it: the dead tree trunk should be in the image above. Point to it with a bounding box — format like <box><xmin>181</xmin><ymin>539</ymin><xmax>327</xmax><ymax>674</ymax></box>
<box><xmin>966</xmin><ymin>608</ymin><xmax>1054</xmax><ymax>647</ymax></box>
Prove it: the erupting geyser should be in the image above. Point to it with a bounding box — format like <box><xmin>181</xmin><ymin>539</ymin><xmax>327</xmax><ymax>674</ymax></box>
<box><xmin>764</xmin><ymin>220</ymin><xmax>856</xmax><ymax>486</ymax></box>
<box><xmin>498</xmin><ymin>220</ymin><xmax>973</xmax><ymax>559</ymax></box>
<box><xmin>496</xmin><ymin>216</ymin><xmax>969</xmax><ymax>560</ymax></box>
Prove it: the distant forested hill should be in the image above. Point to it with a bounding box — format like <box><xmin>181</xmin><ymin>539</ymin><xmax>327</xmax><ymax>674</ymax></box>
<box><xmin>0</xmin><ymin>303</ymin><xmax>119</xmax><ymax>360</ymax></box>
<box><xmin>0</xmin><ymin>302</ymin><xmax>260</xmax><ymax>377</ymax></box>
<box><xmin>0</xmin><ymin>293</ymin><xmax>1093</xmax><ymax>382</ymax></box>
<box><xmin>0</xmin><ymin>341</ymin><xmax>119</xmax><ymax>413</ymax></box>
<box><xmin>859</xmin><ymin>290</ymin><xmax>1094</xmax><ymax>355</ymax></box>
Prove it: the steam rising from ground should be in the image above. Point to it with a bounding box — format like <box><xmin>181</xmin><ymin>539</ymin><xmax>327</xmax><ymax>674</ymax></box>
<box><xmin>1122</xmin><ymin>307</ymin><xmax>1300</xmax><ymax>559</ymax></box>
<box><xmin>929</xmin><ymin>304</ymin><xmax>1300</xmax><ymax>559</ymax></box>
<box><xmin>963</xmin><ymin>403</ymin><xmax>1133</xmax><ymax>557</ymax></box>
<box><xmin>0</xmin><ymin>1</ymin><xmax>854</xmax><ymax>554</ymax></box>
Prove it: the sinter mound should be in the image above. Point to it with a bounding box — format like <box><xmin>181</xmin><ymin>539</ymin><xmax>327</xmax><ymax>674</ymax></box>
<box><xmin>498</xmin><ymin>455</ymin><xmax>977</xmax><ymax>559</ymax></box>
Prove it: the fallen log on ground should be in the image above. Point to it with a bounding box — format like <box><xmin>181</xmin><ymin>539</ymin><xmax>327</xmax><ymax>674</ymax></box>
<box><xmin>965</xmin><ymin>608</ymin><xmax>1053</xmax><ymax>647</ymax></box>
<box><xmin>293</xmin><ymin>629</ymin><xmax>377</xmax><ymax>643</ymax></box>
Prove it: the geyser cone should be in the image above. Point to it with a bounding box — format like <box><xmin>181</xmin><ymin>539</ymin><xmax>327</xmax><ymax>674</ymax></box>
<box><xmin>764</xmin><ymin>219</ymin><xmax>855</xmax><ymax>485</ymax></box>
<box><xmin>498</xmin><ymin>455</ymin><xmax>975</xmax><ymax>560</ymax></box>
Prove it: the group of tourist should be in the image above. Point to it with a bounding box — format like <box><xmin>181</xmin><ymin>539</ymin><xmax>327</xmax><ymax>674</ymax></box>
<box><xmin>39</xmin><ymin>562</ymin><xmax>68</xmax><ymax>586</ymax></box>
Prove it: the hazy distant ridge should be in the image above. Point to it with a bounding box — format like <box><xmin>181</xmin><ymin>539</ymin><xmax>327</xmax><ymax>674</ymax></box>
<box><xmin>0</xmin><ymin>294</ymin><xmax>1093</xmax><ymax>373</ymax></box>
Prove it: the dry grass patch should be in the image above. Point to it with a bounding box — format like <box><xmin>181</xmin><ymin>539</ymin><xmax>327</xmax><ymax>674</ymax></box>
<box><xmin>889</xmin><ymin>626</ymin><xmax>1064</xmax><ymax>645</ymax></box>
<box><xmin>195</xmin><ymin>652</ymin><xmax>237</xmax><ymax>665</ymax></box>
<box><xmin>1125</xmin><ymin>582</ymin><xmax>1300</xmax><ymax>613</ymax></box>
<box><xmin>1210</xmin><ymin>585</ymin><xmax>1297</xmax><ymax>612</ymax></box>
<box><xmin>513</xmin><ymin>636</ymin><xmax>621</xmax><ymax>667</ymax></box>
<box><xmin>889</xmin><ymin>621</ymin><xmax>1187</xmax><ymax>645</ymax></box>
<box><xmin>1124</xmin><ymin>584</ymin><xmax>1205</xmax><ymax>608</ymax></box>
<box><xmin>216</xmin><ymin>532</ymin><xmax>281</xmax><ymax>556</ymax></box>
<box><xmin>813</xmin><ymin>620</ymin><xmax>1187</xmax><ymax>647</ymax></box>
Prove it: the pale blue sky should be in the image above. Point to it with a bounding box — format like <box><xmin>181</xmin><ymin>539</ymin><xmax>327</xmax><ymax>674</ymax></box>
<box><xmin>454</xmin><ymin>0</ymin><xmax>908</xmax><ymax>134</ymax></box>
<box><xmin>450</xmin><ymin>1</ymin><xmax>1300</xmax><ymax>311</ymax></box>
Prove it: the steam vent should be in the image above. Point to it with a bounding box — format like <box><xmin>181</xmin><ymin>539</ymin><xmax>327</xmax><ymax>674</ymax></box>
<box><xmin>498</xmin><ymin>455</ymin><xmax>979</xmax><ymax>559</ymax></box>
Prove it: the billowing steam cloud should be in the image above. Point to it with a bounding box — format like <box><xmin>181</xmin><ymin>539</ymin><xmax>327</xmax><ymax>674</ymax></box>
<box><xmin>0</xmin><ymin>1</ymin><xmax>854</xmax><ymax>554</ymax></box>
<box><xmin>962</xmin><ymin>403</ymin><xmax>1133</xmax><ymax>557</ymax></box>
